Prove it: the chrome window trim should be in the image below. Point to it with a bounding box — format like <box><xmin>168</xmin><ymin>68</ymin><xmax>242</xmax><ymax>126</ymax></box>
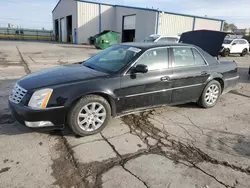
<box><xmin>124</xmin><ymin>83</ymin><xmax>204</xmax><ymax>98</ymax></box>
<box><xmin>123</xmin><ymin>45</ymin><xmax>210</xmax><ymax>76</ymax></box>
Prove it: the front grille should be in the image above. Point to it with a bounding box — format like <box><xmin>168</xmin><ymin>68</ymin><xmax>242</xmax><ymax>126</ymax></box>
<box><xmin>9</xmin><ymin>84</ymin><xmax>27</xmax><ymax>104</ymax></box>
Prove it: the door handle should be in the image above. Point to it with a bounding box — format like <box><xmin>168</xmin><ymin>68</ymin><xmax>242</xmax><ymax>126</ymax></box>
<box><xmin>201</xmin><ymin>71</ymin><xmax>208</xmax><ymax>76</ymax></box>
<box><xmin>160</xmin><ymin>76</ymin><xmax>171</xmax><ymax>82</ymax></box>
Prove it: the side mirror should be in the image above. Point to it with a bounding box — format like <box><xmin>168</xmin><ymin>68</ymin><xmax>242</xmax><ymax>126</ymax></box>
<box><xmin>232</xmin><ymin>43</ymin><xmax>236</xmax><ymax>45</ymax></box>
<box><xmin>134</xmin><ymin>64</ymin><xmax>148</xmax><ymax>73</ymax></box>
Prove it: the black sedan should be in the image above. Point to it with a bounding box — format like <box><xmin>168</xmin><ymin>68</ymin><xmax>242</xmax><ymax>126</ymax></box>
<box><xmin>9</xmin><ymin>30</ymin><xmax>239</xmax><ymax>136</ymax></box>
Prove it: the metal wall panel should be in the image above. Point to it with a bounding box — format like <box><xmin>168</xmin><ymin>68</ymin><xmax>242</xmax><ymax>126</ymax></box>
<box><xmin>101</xmin><ymin>5</ymin><xmax>115</xmax><ymax>31</ymax></box>
<box><xmin>77</xmin><ymin>2</ymin><xmax>99</xmax><ymax>44</ymax></box>
<box><xmin>158</xmin><ymin>13</ymin><xmax>194</xmax><ymax>36</ymax></box>
<box><xmin>52</xmin><ymin>0</ymin><xmax>77</xmax><ymax>42</ymax></box>
<box><xmin>115</xmin><ymin>7</ymin><xmax>158</xmax><ymax>42</ymax></box>
<box><xmin>195</xmin><ymin>18</ymin><xmax>221</xmax><ymax>31</ymax></box>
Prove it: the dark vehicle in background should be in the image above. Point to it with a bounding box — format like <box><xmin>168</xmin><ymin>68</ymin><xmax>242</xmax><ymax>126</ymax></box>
<box><xmin>9</xmin><ymin>30</ymin><xmax>239</xmax><ymax>136</ymax></box>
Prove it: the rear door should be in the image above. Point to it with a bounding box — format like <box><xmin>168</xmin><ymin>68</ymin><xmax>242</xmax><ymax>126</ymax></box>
<box><xmin>170</xmin><ymin>46</ymin><xmax>210</xmax><ymax>103</ymax></box>
<box><xmin>238</xmin><ymin>39</ymin><xmax>248</xmax><ymax>52</ymax></box>
<box><xmin>117</xmin><ymin>47</ymin><xmax>173</xmax><ymax>113</ymax></box>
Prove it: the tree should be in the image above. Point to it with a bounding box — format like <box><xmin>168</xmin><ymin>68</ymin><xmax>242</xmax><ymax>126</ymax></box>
<box><xmin>229</xmin><ymin>24</ymin><xmax>238</xmax><ymax>33</ymax></box>
<box><xmin>223</xmin><ymin>22</ymin><xmax>238</xmax><ymax>33</ymax></box>
<box><xmin>223</xmin><ymin>22</ymin><xmax>230</xmax><ymax>31</ymax></box>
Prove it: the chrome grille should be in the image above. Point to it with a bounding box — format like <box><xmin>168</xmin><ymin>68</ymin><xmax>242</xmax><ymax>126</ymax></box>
<box><xmin>9</xmin><ymin>84</ymin><xmax>27</xmax><ymax>104</ymax></box>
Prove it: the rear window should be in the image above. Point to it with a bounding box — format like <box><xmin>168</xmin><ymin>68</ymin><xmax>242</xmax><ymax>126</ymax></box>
<box><xmin>143</xmin><ymin>36</ymin><xmax>158</xmax><ymax>42</ymax></box>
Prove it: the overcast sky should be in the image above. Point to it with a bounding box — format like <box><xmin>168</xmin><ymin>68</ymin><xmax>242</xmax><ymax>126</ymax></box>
<box><xmin>0</xmin><ymin>0</ymin><xmax>249</xmax><ymax>30</ymax></box>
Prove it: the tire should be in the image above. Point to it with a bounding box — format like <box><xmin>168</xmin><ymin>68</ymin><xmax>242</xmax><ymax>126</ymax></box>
<box><xmin>67</xmin><ymin>95</ymin><xmax>111</xmax><ymax>136</ymax></box>
<box><xmin>221</xmin><ymin>48</ymin><xmax>230</xmax><ymax>57</ymax></box>
<box><xmin>198</xmin><ymin>80</ymin><xmax>222</xmax><ymax>108</ymax></box>
<box><xmin>240</xmin><ymin>48</ymin><xmax>248</xmax><ymax>57</ymax></box>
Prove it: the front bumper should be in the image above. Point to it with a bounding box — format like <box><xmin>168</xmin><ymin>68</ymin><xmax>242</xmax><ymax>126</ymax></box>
<box><xmin>9</xmin><ymin>100</ymin><xmax>66</xmax><ymax>130</ymax></box>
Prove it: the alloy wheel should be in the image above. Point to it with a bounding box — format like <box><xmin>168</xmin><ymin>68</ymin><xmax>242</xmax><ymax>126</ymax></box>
<box><xmin>205</xmin><ymin>84</ymin><xmax>219</xmax><ymax>105</ymax></box>
<box><xmin>77</xmin><ymin>102</ymin><xmax>106</xmax><ymax>132</ymax></box>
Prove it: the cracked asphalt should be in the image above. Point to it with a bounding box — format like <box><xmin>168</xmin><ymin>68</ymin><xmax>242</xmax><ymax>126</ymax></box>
<box><xmin>0</xmin><ymin>41</ymin><xmax>249</xmax><ymax>188</ymax></box>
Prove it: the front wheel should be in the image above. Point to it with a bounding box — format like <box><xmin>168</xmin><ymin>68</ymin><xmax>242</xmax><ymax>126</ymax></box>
<box><xmin>68</xmin><ymin>95</ymin><xmax>111</xmax><ymax>136</ymax></box>
<box><xmin>198</xmin><ymin>80</ymin><xmax>221</xmax><ymax>108</ymax></box>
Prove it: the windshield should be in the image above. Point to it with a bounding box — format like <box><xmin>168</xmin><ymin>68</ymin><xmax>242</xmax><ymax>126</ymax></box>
<box><xmin>143</xmin><ymin>36</ymin><xmax>159</xmax><ymax>42</ymax></box>
<box><xmin>83</xmin><ymin>45</ymin><xmax>142</xmax><ymax>73</ymax></box>
<box><xmin>223</xmin><ymin>39</ymin><xmax>233</xmax><ymax>44</ymax></box>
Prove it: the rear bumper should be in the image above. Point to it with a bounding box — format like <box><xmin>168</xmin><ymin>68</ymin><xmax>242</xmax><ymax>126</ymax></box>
<box><xmin>223</xmin><ymin>75</ymin><xmax>239</xmax><ymax>94</ymax></box>
<box><xmin>9</xmin><ymin>100</ymin><xmax>66</xmax><ymax>130</ymax></box>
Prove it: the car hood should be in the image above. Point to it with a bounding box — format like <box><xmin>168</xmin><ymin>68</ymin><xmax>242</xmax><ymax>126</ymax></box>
<box><xmin>179</xmin><ymin>30</ymin><xmax>228</xmax><ymax>57</ymax></box>
<box><xmin>18</xmin><ymin>64</ymin><xmax>109</xmax><ymax>91</ymax></box>
<box><xmin>222</xmin><ymin>44</ymin><xmax>231</xmax><ymax>48</ymax></box>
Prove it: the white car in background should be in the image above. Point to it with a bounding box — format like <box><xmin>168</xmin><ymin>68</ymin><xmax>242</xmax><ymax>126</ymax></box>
<box><xmin>143</xmin><ymin>34</ymin><xmax>180</xmax><ymax>43</ymax></box>
<box><xmin>220</xmin><ymin>38</ymin><xmax>249</xmax><ymax>57</ymax></box>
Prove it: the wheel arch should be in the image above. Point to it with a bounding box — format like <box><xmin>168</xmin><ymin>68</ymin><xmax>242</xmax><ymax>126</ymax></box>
<box><xmin>68</xmin><ymin>91</ymin><xmax>117</xmax><ymax>117</ymax></box>
<box><xmin>206</xmin><ymin>74</ymin><xmax>225</xmax><ymax>93</ymax></box>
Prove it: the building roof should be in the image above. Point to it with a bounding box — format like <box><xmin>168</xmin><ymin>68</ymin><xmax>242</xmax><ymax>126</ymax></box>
<box><xmin>52</xmin><ymin>0</ymin><xmax>224</xmax><ymax>22</ymax></box>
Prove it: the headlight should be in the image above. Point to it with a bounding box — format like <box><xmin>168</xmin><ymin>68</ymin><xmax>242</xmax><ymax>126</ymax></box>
<box><xmin>28</xmin><ymin>88</ymin><xmax>53</xmax><ymax>109</ymax></box>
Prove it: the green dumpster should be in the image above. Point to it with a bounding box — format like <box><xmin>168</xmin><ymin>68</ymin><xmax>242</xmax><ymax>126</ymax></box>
<box><xmin>92</xmin><ymin>30</ymin><xmax>120</xmax><ymax>50</ymax></box>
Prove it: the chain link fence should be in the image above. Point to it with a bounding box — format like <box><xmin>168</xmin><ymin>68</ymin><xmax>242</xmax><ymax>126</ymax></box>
<box><xmin>0</xmin><ymin>28</ymin><xmax>53</xmax><ymax>41</ymax></box>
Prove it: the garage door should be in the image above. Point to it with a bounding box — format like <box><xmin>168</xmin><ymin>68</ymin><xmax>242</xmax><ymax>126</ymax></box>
<box><xmin>60</xmin><ymin>18</ymin><xmax>66</xmax><ymax>42</ymax></box>
<box><xmin>124</xmin><ymin>15</ymin><xmax>136</xmax><ymax>30</ymax></box>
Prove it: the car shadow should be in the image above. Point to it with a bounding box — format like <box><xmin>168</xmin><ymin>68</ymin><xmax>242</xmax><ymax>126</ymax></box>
<box><xmin>174</xmin><ymin>102</ymin><xmax>201</xmax><ymax>109</ymax></box>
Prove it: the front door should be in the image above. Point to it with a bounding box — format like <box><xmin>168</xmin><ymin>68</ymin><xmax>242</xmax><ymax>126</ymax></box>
<box><xmin>170</xmin><ymin>46</ymin><xmax>210</xmax><ymax>103</ymax></box>
<box><xmin>230</xmin><ymin>40</ymin><xmax>242</xmax><ymax>53</ymax></box>
<box><xmin>117</xmin><ymin>47</ymin><xmax>172</xmax><ymax>113</ymax></box>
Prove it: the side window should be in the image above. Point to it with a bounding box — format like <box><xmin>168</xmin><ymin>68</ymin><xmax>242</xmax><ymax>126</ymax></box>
<box><xmin>166</xmin><ymin>37</ymin><xmax>178</xmax><ymax>43</ymax></box>
<box><xmin>192</xmin><ymin>49</ymin><xmax>206</xmax><ymax>65</ymax></box>
<box><xmin>233</xmin><ymin>40</ymin><xmax>240</xmax><ymax>45</ymax></box>
<box><xmin>239</xmin><ymin>40</ymin><xmax>247</xmax><ymax>44</ymax></box>
<box><xmin>157</xmin><ymin>37</ymin><xmax>168</xmax><ymax>42</ymax></box>
<box><xmin>172</xmin><ymin>47</ymin><xmax>195</xmax><ymax>68</ymax></box>
<box><xmin>158</xmin><ymin>37</ymin><xmax>178</xmax><ymax>43</ymax></box>
<box><xmin>135</xmin><ymin>48</ymin><xmax>168</xmax><ymax>71</ymax></box>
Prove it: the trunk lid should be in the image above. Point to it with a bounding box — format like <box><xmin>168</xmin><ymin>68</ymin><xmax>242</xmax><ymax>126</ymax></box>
<box><xmin>180</xmin><ymin>30</ymin><xmax>228</xmax><ymax>57</ymax></box>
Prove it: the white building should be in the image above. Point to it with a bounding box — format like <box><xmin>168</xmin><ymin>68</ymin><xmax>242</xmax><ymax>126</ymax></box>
<box><xmin>52</xmin><ymin>0</ymin><xmax>224</xmax><ymax>44</ymax></box>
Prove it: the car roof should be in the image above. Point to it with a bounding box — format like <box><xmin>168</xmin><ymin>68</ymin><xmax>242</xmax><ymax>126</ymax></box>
<box><xmin>149</xmin><ymin>34</ymin><xmax>179</xmax><ymax>38</ymax></box>
<box><xmin>121</xmin><ymin>42</ymin><xmax>192</xmax><ymax>50</ymax></box>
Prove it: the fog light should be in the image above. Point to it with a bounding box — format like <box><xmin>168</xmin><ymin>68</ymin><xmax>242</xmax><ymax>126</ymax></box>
<box><xmin>25</xmin><ymin>121</ymin><xmax>54</xmax><ymax>128</ymax></box>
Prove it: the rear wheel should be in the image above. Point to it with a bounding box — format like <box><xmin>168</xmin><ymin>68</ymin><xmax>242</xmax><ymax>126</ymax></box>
<box><xmin>198</xmin><ymin>80</ymin><xmax>221</xmax><ymax>108</ymax></box>
<box><xmin>68</xmin><ymin>95</ymin><xmax>111</xmax><ymax>136</ymax></box>
<box><xmin>240</xmin><ymin>48</ymin><xmax>248</xmax><ymax>56</ymax></box>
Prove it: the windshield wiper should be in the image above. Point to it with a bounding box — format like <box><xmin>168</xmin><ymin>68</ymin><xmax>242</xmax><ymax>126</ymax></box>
<box><xmin>84</xmin><ymin>64</ymin><xmax>95</xmax><ymax>70</ymax></box>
